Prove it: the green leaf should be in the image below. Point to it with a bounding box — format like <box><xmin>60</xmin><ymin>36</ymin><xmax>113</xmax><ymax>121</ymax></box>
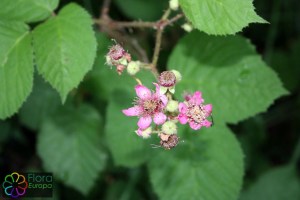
<box><xmin>167</xmin><ymin>32</ymin><xmax>288</xmax><ymax>124</ymax></box>
<box><xmin>37</xmin><ymin>104</ymin><xmax>107</xmax><ymax>195</ymax></box>
<box><xmin>33</xmin><ymin>3</ymin><xmax>97</xmax><ymax>102</ymax></box>
<box><xmin>240</xmin><ymin>165</ymin><xmax>300</xmax><ymax>200</ymax></box>
<box><xmin>148</xmin><ymin>125</ymin><xmax>244</xmax><ymax>200</ymax></box>
<box><xmin>179</xmin><ymin>0</ymin><xmax>267</xmax><ymax>35</ymax></box>
<box><xmin>0</xmin><ymin>21</ymin><xmax>33</xmax><ymax>119</ymax></box>
<box><xmin>19</xmin><ymin>74</ymin><xmax>61</xmax><ymax>130</ymax></box>
<box><xmin>0</xmin><ymin>0</ymin><xmax>59</xmax><ymax>23</ymax></box>
<box><xmin>114</xmin><ymin>0</ymin><xmax>168</xmax><ymax>21</ymax></box>
<box><xmin>105</xmin><ymin>90</ymin><xmax>152</xmax><ymax>167</ymax></box>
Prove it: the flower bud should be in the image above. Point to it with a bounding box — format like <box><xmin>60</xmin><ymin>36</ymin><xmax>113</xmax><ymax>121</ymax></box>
<box><xmin>171</xmin><ymin>70</ymin><xmax>182</xmax><ymax>82</ymax></box>
<box><xmin>162</xmin><ymin>121</ymin><xmax>177</xmax><ymax>135</ymax></box>
<box><xmin>159</xmin><ymin>71</ymin><xmax>176</xmax><ymax>87</ymax></box>
<box><xmin>136</xmin><ymin>127</ymin><xmax>152</xmax><ymax>139</ymax></box>
<box><xmin>169</xmin><ymin>0</ymin><xmax>179</xmax><ymax>10</ymax></box>
<box><xmin>166</xmin><ymin>100</ymin><xmax>179</xmax><ymax>113</ymax></box>
<box><xmin>127</xmin><ymin>61</ymin><xmax>141</xmax><ymax>76</ymax></box>
<box><xmin>181</xmin><ymin>23</ymin><xmax>193</xmax><ymax>32</ymax></box>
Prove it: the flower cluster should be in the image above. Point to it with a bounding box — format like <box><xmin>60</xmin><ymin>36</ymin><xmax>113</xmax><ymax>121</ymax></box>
<box><xmin>106</xmin><ymin>44</ymin><xmax>213</xmax><ymax>150</ymax></box>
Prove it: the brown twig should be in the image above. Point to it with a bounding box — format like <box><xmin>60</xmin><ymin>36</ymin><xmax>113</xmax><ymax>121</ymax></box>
<box><xmin>151</xmin><ymin>8</ymin><xmax>172</xmax><ymax>75</ymax></box>
<box><xmin>100</xmin><ymin>0</ymin><xmax>111</xmax><ymax>18</ymax></box>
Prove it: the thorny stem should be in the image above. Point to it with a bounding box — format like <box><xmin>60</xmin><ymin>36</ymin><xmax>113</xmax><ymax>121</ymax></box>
<box><xmin>95</xmin><ymin>2</ymin><xmax>184</xmax><ymax>80</ymax></box>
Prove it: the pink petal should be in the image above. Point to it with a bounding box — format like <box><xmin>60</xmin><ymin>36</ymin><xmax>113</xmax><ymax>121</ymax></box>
<box><xmin>122</xmin><ymin>106</ymin><xmax>142</xmax><ymax>116</ymax></box>
<box><xmin>154</xmin><ymin>83</ymin><xmax>160</xmax><ymax>95</ymax></box>
<box><xmin>160</xmin><ymin>94</ymin><xmax>168</xmax><ymax>106</ymax></box>
<box><xmin>189</xmin><ymin>121</ymin><xmax>202</xmax><ymax>130</ymax></box>
<box><xmin>178</xmin><ymin>113</ymin><xmax>188</xmax><ymax>124</ymax></box>
<box><xmin>201</xmin><ymin>120</ymin><xmax>212</xmax><ymax>127</ymax></box>
<box><xmin>138</xmin><ymin>116</ymin><xmax>152</xmax><ymax>129</ymax></box>
<box><xmin>191</xmin><ymin>91</ymin><xmax>204</xmax><ymax>105</ymax></box>
<box><xmin>203</xmin><ymin>104</ymin><xmax>212</xmax><ymax>117</ymax></box>
<box><xmin>135</xmin><ymin>85</ymin><xmax>151</xmax><ymax>100</ymax></box>
<box><xmin>136</xmin><ymin>129</ymin><xmax>143</xmax><ymax>137</ymax></box>
<box><xmin>153</xmin><ymin>112</ymin><xmax>167</xmax><ymax>125</ymax></box>
<box><xmin>178</xmin><ymin>102</ymin><xmax>187</xmax><ymax>113</ymax></box>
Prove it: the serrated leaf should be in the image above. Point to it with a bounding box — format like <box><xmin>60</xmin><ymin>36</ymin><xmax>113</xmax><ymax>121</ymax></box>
<box><xmin>168</xmin><ymin>32</ymin><xmax>287</xmax><ymax>124</ymax></box>
<box><xmin>179</xmin><ymin>0</ymin><xmax>267</xmax><ymax>35</ymax></box>
<box><xmin>105</xmin><ymin>90</ymin><xmax>152</xmax><ymax>167</ymax></box>
<box><xmin>19</xmin><ymin>74</ymin><xmax>61</xmax><ymax>130</ymax></box>
<box><xmin>148</xmin><ymin>125</ymin><xmax>244</xmax><ymax>200</ymax></box>
<box><xmin>37</xmin><ymin>104</ymin><xmax>107</xmax><ymax>195</ymax></box>
<box><xmin>0</xmin><ymin>21</ymin><xmax>33</xmax><ymax>119</ymax></box>
<box><xmin>33</xmin><ymin>3</ymin><xmax>97</xmax><ymax>102</ymax></box>
<box><xmin>0</xmin><ymin>0</ymin><xmax>59</xmax><ymax>23</ymax></box>
<box><xmin>240</xmin><ymin>165</ymin><xmax>300</xmax><ymax>200</ymax></box>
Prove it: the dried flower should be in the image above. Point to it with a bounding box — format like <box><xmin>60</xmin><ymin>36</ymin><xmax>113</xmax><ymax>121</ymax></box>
<box><xmin>106</xmin><ymin>43</ymin><xmax>131</xmax><ymax>75</ymax></box>
<box><xmin>159</xmin><ymin>133</ymin><xmax>179</xmax><ymax>150</ymax></box>
<box><xmin>123</xmin><ymin>83</ymin><xmax>168</xmax><ymax>130</ymax></box>
<box><xmin>178</xmin><ymin>91</ymin><xmax>212</xmax><ymax>130</ymax></box>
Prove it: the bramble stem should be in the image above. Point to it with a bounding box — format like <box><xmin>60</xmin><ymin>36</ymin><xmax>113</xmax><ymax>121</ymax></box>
<box><xmin>95</xmin><ymin>2</ymin><xmax>184</xmax><ymax>79</ymax></box>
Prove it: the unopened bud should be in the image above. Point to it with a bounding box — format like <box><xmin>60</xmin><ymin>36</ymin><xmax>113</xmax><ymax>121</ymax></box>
<box><xmin>181</xmin><ymin>23</ymin><xmax>193</xmax><ymax>32</ymax></box>
<box><xmin>169</xmin><ymin>0</ymin><xmax>179</xmax><ymax>10</ymax></box>
<box><xmin>162</xmin><ymin>121</ymin><xmax>177</xmax><ymax>135</ymax></box>
<box><xmin>116</xmin><ymin>65</ymin><xmax>126</xmax><ymax>75</ymax></box>
<box><xmin>127</xmin><ymin>61</ymin><xmax>141</xmax><ymax>76</ymax></box>
<box><xmin>166</xmin><ymin>100</ymin><xmax>179</xmax><ymax>113</ymax></box>
<box><xmin>159</xmin><ymin>71</ymin><xmax>176</xmax><ymax>87</ymax></box>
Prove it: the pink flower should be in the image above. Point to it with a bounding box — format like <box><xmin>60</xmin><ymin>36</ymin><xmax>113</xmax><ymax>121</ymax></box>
<box><xmin>178</xmin><ymin>91</ymin><xmax>212</xmax><ymax>130</ymax></box>
<box><xmin>123</xmin><ymin>83</ymin><xmax>168</xmax><ymax>130</ymax></box>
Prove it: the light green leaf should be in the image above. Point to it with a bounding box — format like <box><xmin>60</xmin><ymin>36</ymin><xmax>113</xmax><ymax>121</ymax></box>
<box><xmin>114</xmin><ymin>0</ymin><xmax>168</xmax><ymax>21</ymax></box>
<box><xmin>0</xmin><ymin>0</ymin><xmax>59</xmax><ymax>23</ymax></box>
<box><xmin>179</xmin><ymin>0</ymin><xmax>267</xmax><ymax>35</ymax></box>
<box><xmin>168</xmin><ymin>32</ymin><xmax>288</xmax><ymax>124</ymax></box>
<box><xmin>148</xmin><ymin>125</ymin><xmax>244</xmax><ymax>200</ymax></box>
<box><xmin>240</xmin><ymin>165</ymin><xmax>300</xmax><ymax>200</ymax></box>
<box><xmin>37</xmin><ymin>104</ymin><xmax>107</xmax><ymax>195</ymax></box>
<box><xmin>105</xmin><ymin>90</ymin><xmax>152</xmax><ymax>167</ymax></box>
<box><xmin>33</xmin><ymin>3</ymin><xmax>97</xmax><ymax>102</ymax></box>
<box><xmin>0</xmin><ymin>21</ymin><xmax>33</xmax><ymax>119</ymax></box>
<box><xmin>19</xmin><ymin>74</ymin><xmax>61</xmax><ymax>130</ymax></box>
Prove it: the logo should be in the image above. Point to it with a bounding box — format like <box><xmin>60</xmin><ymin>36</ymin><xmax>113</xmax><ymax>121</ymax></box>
<box><xmin>2</xmin><ymin>172</ymin><xmax>28</xmax><ymax>198</ymax></box>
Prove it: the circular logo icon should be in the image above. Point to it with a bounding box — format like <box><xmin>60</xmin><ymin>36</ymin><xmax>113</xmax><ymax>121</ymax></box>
<box><xmin>2</xmin><ymin>172</ymin><xmax>28</xmax><ymax>198</ymax></box>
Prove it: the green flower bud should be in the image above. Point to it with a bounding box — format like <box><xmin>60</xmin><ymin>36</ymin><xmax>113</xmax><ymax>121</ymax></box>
<box><xmin>162</xmin><ymin>121</ymin><xmax>177</xmax><ymax>135</ymax></box>
<box><xmin>181</xmin><ymin>23</ymin><xmax>193</xmax><ymax>32</ymax></box>
<box><xmin>127</xmin><ymin>61</ymin><xmax>141</xmax><ymax>75</ymax></box>
<box><xmin>166</xmin><ymin>100</ymin><xmax>179</xmax><ymax>113</ymax></box>
<box><xmin>171</xmin><ymin>70</ymin><xmax>182</xmax><ymax>82</ymax></box>
<box><xmin>169</xmin><ymin>0</ymin><xmax>179</xmax><ymax>10</ymax></box>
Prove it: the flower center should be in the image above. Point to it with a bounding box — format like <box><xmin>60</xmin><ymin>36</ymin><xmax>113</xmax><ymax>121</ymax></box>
<box><xmin>143</xmin><ymin>99</ymin><xmax>159</xmax><ymax>115</ymax></box>
<box><xmin>159</xmin><ymin>71</ymin><xmax>176</xmax><ymax>87</ymax></box>
<box><xmin>186</xmin><ymin>104</ymin><xmax>206</xmax><ymax>124</ymax></box>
